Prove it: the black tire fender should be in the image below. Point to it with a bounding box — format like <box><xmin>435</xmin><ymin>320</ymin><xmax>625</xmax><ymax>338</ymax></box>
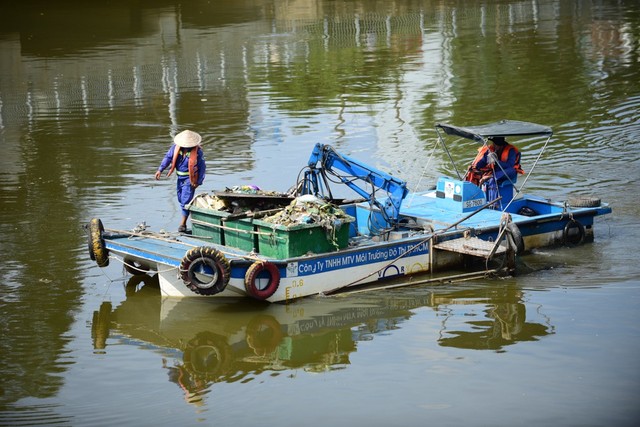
<box><xmin>505</xmin><ymin>222</ymin><xmax>525</xmax><ymax>254</ymax></box>
<box><xmin>244</xmin><ymin>261</ymin><xmax>280</xmax><ymax>300</ymax></box>
<box><xmin>123</xmin><ymin>256</ymin><xmax>150</xmax><ymax>276</ymax></box>
<box><xmin>89</xmin><ymin>218</ymin><xmax>109</xmax><ymax>267</ymax></box>
<box><xmin>125</xmin><ymin>274</ymin><xmax>159</xmax><ymax>297</ymax></box>
<box><xmin>568</xmin><ymin>196</ymin><xmax>601</xmax><ymax>208</ymax></box>
<box><xmin>563</xmin><ymin>219</ymin><xmax>585</xmax><ymax>246</ymax></box>
<box><xmin>179</xmin><ymin>247</ymin><xmax>231</xmax><ymax>296</ymax></box>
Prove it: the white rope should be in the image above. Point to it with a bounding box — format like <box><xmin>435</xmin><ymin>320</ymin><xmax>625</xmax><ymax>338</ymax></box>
<box><xmin>110</xmin><ymin>253</ymin><xmax>178</xmax><ymax>274</ymax></box>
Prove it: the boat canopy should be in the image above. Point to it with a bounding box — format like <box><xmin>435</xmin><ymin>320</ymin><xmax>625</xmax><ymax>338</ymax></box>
<box><xmin>436</xmin><ymin>120</ymin><xmax>553</xmax><ymax>143</ymax></box>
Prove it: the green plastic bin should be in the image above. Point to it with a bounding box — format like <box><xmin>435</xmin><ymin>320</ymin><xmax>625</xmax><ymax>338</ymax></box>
<box><xmin>189</xmin><ymin>206</ymin><xmax>230</xmax><ymax>244</ymax></box>
<box><xmin>255</xmin><ymin>217</ymin><xmax>353</xmax><ymax>259</ymax></box>
<box><xmin>223</xmin><ymin>218</ymin><xmax>257</xmax><ymax>252</ymax></box>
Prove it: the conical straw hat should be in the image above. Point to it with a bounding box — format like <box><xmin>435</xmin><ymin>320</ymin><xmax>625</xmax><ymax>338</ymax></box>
<box><xmin>173</xmin><ymin>130</ymin><xmax>202</xmax><ymax>148</ymax></box>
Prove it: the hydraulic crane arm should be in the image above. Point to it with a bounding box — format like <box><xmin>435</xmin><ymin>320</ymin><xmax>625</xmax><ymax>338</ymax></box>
<box><xmin>300</xmin><ymin>143</ymin><xmax>408</xmax><ymax>226</ymax></box>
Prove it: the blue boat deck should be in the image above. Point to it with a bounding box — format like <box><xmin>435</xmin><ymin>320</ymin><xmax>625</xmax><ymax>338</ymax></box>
<box><xmin>399</xmin><ymin>191</ymin><xmax>506</xmax><ymax>230</ymax></box>
<box><xmin>104</xmin><ymin>231</ymin><xmax>251</xmax><ymax>266</ymax></box>
<box><xmin>396</xmin><ymin>189</ymin><xmax>610</xmax><ymax>243</ymax></box>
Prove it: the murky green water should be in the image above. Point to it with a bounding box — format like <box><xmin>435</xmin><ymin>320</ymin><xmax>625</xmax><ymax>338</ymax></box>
<box><xmin>1</xmin><ymin>1</ymin><xmax>639</xmax><ymax>426</ymax></box>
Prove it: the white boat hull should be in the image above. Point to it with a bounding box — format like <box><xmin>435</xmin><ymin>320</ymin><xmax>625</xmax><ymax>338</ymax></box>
<box><xmin>159</xmin><ymin>251</ymin><xmax>432</xmax><ymax>302</ymax></box>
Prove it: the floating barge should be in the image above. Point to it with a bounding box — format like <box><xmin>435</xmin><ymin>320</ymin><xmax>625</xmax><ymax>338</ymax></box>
<box><xmin>87</xmin><ymin>121</ymin><xmax>611</xmax><ymax>302</ymax></box>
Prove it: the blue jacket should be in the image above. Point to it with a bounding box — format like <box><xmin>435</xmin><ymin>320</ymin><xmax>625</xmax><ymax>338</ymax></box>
<box><xmin>158</xmin><ymin>145</ymin><xmax>206</xmax><ymax>186</ymax></box>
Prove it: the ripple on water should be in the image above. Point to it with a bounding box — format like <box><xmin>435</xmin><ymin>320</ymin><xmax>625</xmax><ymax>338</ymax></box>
<box><xmin>0</xmin><ymin>405</ymin><xmax>74</xmax><ymax>426</ymax></box>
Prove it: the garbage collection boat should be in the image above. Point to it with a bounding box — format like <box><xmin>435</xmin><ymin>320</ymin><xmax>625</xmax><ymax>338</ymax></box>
<box><xmin>87</xmin><ymin>120</ymin><xmax>612</xmax><ymax>302</ymax></box>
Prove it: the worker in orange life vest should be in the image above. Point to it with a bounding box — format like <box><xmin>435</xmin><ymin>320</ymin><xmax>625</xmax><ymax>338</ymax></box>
<box><xmin>155</xmin><ymin>130</ymin><xmax>207</xmax><ymax>233</ymax></box>
<box><xmin>465</xmin><ymin>136</ymin><xmax>524</xmax><ymax>187</ymax></box>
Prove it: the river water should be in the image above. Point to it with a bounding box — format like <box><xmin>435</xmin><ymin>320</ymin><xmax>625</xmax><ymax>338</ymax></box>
<box><xmin>1</xmin><ymin>1</ymin><xmax>639</xmax><ymax>426</ymax></box>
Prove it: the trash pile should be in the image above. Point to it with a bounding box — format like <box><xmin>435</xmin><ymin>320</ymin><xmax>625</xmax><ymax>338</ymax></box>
<box><xmin>223</xmin><ymin>185</ymin><xmax>285</xmax><ymax>197</ymax></box>
<box><xmin>188</xmin><ymin>186</ymin><xmax>293</xmax><ymax>213</ymax></box>
<box><xmin>262</xmin><ymin>195</ymin><xmax>352</xmax><ymax>247</ymax></box>
<box><xmin>263</xmin><ymin>195</ymin><xmax>350</xmax><ymax>226</ymax></box>
<box><xmin>188</xmin><ymin>193</ymin><xmax>227</xmax><ymax>211</ymax></box>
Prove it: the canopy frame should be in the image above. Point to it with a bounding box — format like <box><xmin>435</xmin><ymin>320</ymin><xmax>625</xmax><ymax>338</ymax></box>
<box><xmin>434</xmin><ymin>120</ymin><xmax>554</xmax><ymax>211</ymax></box>
<box><xmin>436</xmin><ymin>120</ymin><xmax>553</xmax><ymax>142</ymax></box>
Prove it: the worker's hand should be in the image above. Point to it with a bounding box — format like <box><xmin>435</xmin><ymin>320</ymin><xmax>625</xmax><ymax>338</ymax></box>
<box><xmin>487</xmin><ymin>152</ymin><xmax>498</xmax><ymax>164</ymax></box>
<box><xmin>154</xmin><ymin>170</ymin><xmax>161</xmax><ymax>180</ymax></box>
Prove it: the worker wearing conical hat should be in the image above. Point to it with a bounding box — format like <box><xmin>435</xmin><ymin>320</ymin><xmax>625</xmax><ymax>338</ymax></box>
<box><xmin>155</xmin><ymin>130</ymin><xmax>207</xmax><ymax>232</ymax></box>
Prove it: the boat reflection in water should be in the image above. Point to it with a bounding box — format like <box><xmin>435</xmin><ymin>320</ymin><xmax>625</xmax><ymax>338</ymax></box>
<box><xmin>91</xmin><ymin>275</ymin><xmax>552</xmax><ymax>404</ymax></box>
<box><xmin>430</xmin><ymin>288</ymin><xmax>552</xmax><ymax>351</ymax></box>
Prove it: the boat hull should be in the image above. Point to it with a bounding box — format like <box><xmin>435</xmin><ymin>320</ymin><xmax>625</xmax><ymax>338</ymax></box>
<box><xmin>158</xmin><ymin>248</ymin><xmax>434</xmax><ymax>301</ymax></box>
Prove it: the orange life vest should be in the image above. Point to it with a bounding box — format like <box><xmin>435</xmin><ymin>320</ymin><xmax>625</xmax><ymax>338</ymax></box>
<box><xmin>466</xmin><ymin>144</ymin><xmax>523</xmax><ymax>185</ymax></box>
<box><xmin>168</xmin><ymin>146</ymin><xmax>200</xmax><ymax>186</ymax></box>
<box><xmin>187</xmin><ymin>147</ymin><xmax>199</xmax><ymax>186</ymax></box>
